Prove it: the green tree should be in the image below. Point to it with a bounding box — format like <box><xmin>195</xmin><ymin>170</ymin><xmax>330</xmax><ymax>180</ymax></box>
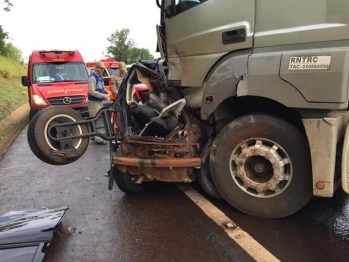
<box><xmin>0</xmin><ymin>25</ymin><xmax>8</xmax><ymax>56</ymax></box>
<box><xmin>5</xmin><ymin>42</ymin><xmax>23</xmax><ymax>63</ymax></box>
<box><xmin>106</xmin><ymin>28</ymin><xmax>154</xmax><ymax>64</ymax></box>
<box><xmin>106</xmin><ymin>28</ymin><xmax>135</xmax><ymax>63</ymax></box>
<box><xmin>128</xmin><ymin>47</ymin><xmax>154</xmax><ymax>63</ymax></box>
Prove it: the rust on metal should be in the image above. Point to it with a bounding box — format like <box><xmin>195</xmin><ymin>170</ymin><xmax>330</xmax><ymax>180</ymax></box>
<box><xmin>113</xmin><ymin>118</ymin><xmax>203</xmax><ymax>183</ymax></box>
<box><xmin>124</xmin><ymin>139</ymin><xmax>199</xmax><ymax>146</ymax></box>
<box><xmin>125</xmin><ymin>166</ymin><xmax>194</xmax><ymax>182</ymax></box>
<box><xmin>114</xmin><ymin>157</ymin><xmax>201</xmax><ymax>168</ymax></box>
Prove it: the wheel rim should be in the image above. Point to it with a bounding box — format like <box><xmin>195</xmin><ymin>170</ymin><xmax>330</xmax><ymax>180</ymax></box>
<box><xmin>229</xmin><ymin>138</ymin><xmax>293</xmax><ymax>198</ymax></box>
<box><xmin>44</xmin><ymin>114</ymin><xmax>83</xmax><ymax>150</ymax></box>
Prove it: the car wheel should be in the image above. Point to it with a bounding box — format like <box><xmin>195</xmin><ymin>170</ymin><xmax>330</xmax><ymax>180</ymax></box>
<box><xmin>27</xmin><ymin>106</ymin><xmax>89</xmax><ymax>165</ymax></box>
<box><xmin>114</xmin><ymin>166</ymin><xmax>143</xmax><ymax>194</ymax></box>
<box><xmin>197</xmin><ymin>159</ymin><xmax>223</xmax><ymax>199</ymax></box>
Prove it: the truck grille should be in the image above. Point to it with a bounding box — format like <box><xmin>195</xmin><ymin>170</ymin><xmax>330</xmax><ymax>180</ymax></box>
<box><xmin>47</xmin><ymin>95</ymin><xmax>85</xmax><ymax>105</ymax></box>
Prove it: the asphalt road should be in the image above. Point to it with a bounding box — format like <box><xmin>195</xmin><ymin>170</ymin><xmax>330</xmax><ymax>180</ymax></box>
<box><xmin>0</xmin><ymin>126</ymin><xmax>251</xmax><ymax>262</ymax></box>
<box><xmin>1</xmin><ymin>126</ymin><xmax>349</xmax><ymax>262</ymax></box>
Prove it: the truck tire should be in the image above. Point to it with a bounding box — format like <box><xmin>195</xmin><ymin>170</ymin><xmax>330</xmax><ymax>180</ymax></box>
<box><xmin>27</xmin><ymin>106</ymin><xmax>89</xmax><ymax>165</ymax></box>
<box><xmin>210</xmin><ymin>114</ymin><xmax>312</xmax><ymax>219</ymax></box>
<box><xmin>114</xmin><ymin>166</ymin><xmax>143</xmax><ymax>194</ymax></box>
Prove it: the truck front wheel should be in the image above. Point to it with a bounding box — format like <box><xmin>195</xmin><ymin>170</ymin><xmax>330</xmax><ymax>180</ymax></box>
<box><xmin>210</xmin><ymin>114</ymin><xmax>312</xmax><ymax>219</ymax></box>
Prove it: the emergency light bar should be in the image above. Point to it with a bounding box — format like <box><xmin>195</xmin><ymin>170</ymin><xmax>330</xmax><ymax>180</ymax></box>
<box><xmin>38</xmin><ymin>50</ymin><xmax>75</xmax><ymax>57</ymax></box>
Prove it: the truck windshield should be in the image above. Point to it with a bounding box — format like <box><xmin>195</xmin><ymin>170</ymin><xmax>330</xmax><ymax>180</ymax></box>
<box><xmin>174</xmin><ymin>0</ymin><xmax>205</xmax><ymax>14</ymax></box>
<box><xmin>33</xmin><ymin>62</ymin><xmax>88</xmax><ymax>83</ymax></box>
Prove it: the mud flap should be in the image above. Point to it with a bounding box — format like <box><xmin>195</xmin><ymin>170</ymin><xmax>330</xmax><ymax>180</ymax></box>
<box><xmin>341</xmin><ymin>124</ymin><xmax>349</xmax><ymax>194</ymax></box>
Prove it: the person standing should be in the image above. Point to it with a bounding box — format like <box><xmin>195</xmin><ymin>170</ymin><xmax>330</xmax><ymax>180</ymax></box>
<box><xmin>88</xmin><ymin>61</ymin><xmax>110</xmax><ymax>145</ymax></box>
<box><xmin>111</xmin><ymin>61</ymin><xmax>127</xmax><ymax>98</ymax></box>
<box><xmin>50</xmin><ymin>66</ymin><xmax>64</xmax><ymax>81</ymax></box>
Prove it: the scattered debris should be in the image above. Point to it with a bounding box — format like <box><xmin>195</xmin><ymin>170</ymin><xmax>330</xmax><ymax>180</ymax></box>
<box><xmin>224</xmin><ymin>221</ymin><xmax>238</xmax><ymax>230</ymax></box>
<box><xmin>68</xmin><ymin>226</ymin><xmax>77</xmax><ymax>234</ymax></box>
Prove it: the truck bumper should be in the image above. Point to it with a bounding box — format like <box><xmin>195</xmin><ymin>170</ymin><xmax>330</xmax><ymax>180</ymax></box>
<box><xmin>72</xmin><ymin>106</ymin><xmax>89</xmax><ymax>117</ymax></box>
<box><xmin>303</xmin><ymin>111</ymin><xmax>349</xmax><ymax>197</ymax></box>
<box><xmin>32</xmin><ymin>105</ymin><xmax>89</xmax><ymax>118</ymax></box>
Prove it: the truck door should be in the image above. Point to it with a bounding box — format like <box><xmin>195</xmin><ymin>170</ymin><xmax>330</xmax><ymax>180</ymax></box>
<box><xmin>163</xmin><ymin>0</ymin><xmax>255</xmax><ymax>88</ymax></box>
<box><xmin>252</xmin><ymin>0</ymin><xmax>349</xmax><ymax>104</ymax></box>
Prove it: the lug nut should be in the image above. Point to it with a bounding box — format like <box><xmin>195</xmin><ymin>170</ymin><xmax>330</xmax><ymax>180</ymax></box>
<box><xmin>266</xmin><ymin>154</ymin><xmax>271</xmax><ymax>159</ymax></box>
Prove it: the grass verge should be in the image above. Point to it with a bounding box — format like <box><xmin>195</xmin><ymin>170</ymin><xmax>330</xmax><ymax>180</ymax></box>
<box><xmin>0</xmin><ymin>55</ymin><xmax>28</xmax><ymax>122</ymax></box>
<box><xmin>0</xmin><ymin>112</ymin><xmax>29</xmax><ymax>159</ymax></box>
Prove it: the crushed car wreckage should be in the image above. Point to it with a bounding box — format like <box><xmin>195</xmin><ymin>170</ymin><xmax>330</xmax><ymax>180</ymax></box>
<box><xmin>26</xmin><ymin>60</ymin><xmax>221</xmax><ymax>197</ymax></box>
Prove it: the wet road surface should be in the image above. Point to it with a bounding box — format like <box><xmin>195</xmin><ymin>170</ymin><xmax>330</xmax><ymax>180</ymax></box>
<box><xmin>194</xmin><ymin>186</ymin><xmax>349</xmax><ymax>262</ymax></box>
<box><xmin>0</xmin><ymin>127</ymin><xmax>251</xmax><ymax>262</ymax></box>
<box><xmin>1</xmin><ymin>126</ymin><xmax>349</xmax><ymax>261</ymax></box>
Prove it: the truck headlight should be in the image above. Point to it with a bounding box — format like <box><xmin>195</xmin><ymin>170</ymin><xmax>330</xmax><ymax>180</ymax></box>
<box><xmin>32</xmin><ymin>95</ymin><xmax>47</xmax><ymax>105</ymax></box>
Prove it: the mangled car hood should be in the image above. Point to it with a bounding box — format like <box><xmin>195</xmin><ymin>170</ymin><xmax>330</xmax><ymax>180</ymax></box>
<box><xmin>0</xmin><ymin>206</ymin><xmax>69</xmax><ymax>262</ymax></box>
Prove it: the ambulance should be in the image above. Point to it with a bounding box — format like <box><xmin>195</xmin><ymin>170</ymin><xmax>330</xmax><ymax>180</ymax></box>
<box><xmin>21</xmin><ymin>50</ymin><xmax>89</xmax><ymax>120</ymax></box>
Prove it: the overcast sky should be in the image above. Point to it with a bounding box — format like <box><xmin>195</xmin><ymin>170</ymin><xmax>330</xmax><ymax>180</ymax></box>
<box><xmin>0</xmin><ymin>0</ymin><xmax>161</xmax><ymax>62</ymax></box>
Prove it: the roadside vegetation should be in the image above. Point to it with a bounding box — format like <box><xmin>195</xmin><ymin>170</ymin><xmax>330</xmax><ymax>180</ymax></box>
<box><xmin>0</xmin><ymin>55</ymin><xmax>27</xmax><ymax>122</ymax></box>
<box><xmin>105</xmin><ymin>28</ymin><xmax>154</xmax><ymax>64</ymax></box>
<box><xmin>0</xmin><ymin>23</ymin><xmax>27</xmax><ymax>122</ymax></box>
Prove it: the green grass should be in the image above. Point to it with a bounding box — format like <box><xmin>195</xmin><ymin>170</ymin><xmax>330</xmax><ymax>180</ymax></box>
<box><xmin>0</xmin><ymin>117</ymin><xmax>21</xmax><ymax>141</ymax></box>
<box><xmin>0</xmin><ymin>56</ymin><xmax>28</xmax><ymax>121</ymax></box>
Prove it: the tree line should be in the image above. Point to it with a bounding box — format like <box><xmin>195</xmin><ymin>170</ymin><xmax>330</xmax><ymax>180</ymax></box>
<box><xmin>0</xmin><ymin>25</ymin><xmax>24</xmax><ymax>64</ymax></box>
<box><xmin>105</xmin><ymin>28</ymin><xmax>155</xmax><ymax>64</ymax></box>
<box><xmin>1</xmin><ymin>1</ymin><xmax>24</xmax><ymax>64</ymax></box>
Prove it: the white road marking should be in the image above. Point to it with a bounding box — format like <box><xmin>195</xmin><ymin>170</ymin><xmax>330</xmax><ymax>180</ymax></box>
<box><xmin>179</xmin><ymin>186</ymin><xmax>280</xmax><ymax>262</ymax></box>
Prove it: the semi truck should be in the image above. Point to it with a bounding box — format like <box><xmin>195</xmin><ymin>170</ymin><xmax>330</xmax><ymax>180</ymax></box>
<box><xmin>26</xmin><ymin>0</ymin><xmax>349</xmax><ymax>219</ymax></box>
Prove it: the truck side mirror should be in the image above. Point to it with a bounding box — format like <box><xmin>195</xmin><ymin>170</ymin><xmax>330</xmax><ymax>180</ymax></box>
<box><xmin>21</xmin><ymin>76</ymin><xmax>30</xmax><ymax>87</ymax></box>
<box><xmin>156</xmin><ymin>0</ymin><xmax>172</xmax><ymax>18</ymax></box>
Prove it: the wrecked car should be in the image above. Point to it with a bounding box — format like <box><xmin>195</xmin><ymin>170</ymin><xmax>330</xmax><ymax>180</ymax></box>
<box><xmin>27</xmin><ymin>60</ymin><xmax>216</xmax><ymax>196</ymax></box>
<box><xmin>0</xmin><ymin>206</ymin><xmax>68</xmax><ymax>262</ymax></box>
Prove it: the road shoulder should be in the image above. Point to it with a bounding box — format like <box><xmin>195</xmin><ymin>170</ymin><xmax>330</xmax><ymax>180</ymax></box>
<box><xmin>0</xmin><ymin>103</ymin><xmax>29</xmax><ymax>158</ymax></box>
